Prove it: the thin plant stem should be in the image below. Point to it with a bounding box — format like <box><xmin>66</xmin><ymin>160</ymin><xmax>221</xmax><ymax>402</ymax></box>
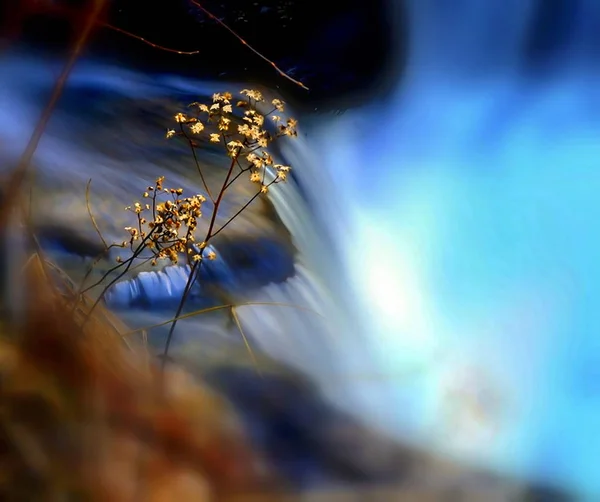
<box><xmin>161</xmin><ymin>150</ymin><xmax>240</xmax><ymax>369</ymax></box>
<box><xmin>178</xmin><ymin>123</ymin><xmax>214</xmax><ymax>201</ymax></box>
<box><xmin>190</xmin><ymin>0</ymin><xmax>309</xmax><ymax>90</ymax></box>
<box><xmin>230</xmin><ymin>305</ymin><xmax>261</xmax><ymax>376</ymax></box>
<box><xmin>124</xmin><ymin>301</ymin><xmax>324</xmax><ymax>336</ymax></box>
<box><xmin>1</xmin><ymin>0</ymin><xmax>108</xmax><ymax>230</ymax></box>
<box><xmin>104</xmin><ymin>23</ymin><xmax>201</xmax><ymax>54</ymax></box>
<box><xmin>85</xmin><ymin>179</ymin><xmax>109</xmax><ymax>250</ymax></box>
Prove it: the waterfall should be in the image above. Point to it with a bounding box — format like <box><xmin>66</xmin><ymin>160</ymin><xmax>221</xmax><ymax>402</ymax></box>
<box><xmin>267</xmin><ymin>0</ymin><xmax>600</xmax><ymax>498</ymax></box>
<box><xmin>0</xmin><ymin>55</ymin><xmax>391</xmax><ymax>429</ymax></box>
<box><xmin>403</xmin><ymin>0</ymin><xmax>536</xmax><ymax>83</ymax></box>
<box><xmin>236</xmin><ymin>155</ymin><xmax>400</xmax><ymax>428</ymax></box>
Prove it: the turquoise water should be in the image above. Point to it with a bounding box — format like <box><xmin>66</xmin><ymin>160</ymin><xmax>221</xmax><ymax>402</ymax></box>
<box><xmin>286</xmin><ymin>1</ymin><xmax>600</xmax><ymax>497</ymax></box>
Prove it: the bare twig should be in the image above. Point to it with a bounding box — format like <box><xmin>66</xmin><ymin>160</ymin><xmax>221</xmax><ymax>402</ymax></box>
<box><xmin>3</xmin><ymin>1</ymin><xmax>202</xmax><ymax>55</ymax></box>
<box><xmin>85</xmin><ymin>179</ymin><xmax>109</xmax><ymax>250</ymax></box>
<box><xmin>103</xmin><ymin>23</ymin><xmax>201</xmax><ymax>55</ymax></box>
<box><xmin>190</xmin><ymin>0</ymin><xmax>309</xmax><ymax>90</ymax></box>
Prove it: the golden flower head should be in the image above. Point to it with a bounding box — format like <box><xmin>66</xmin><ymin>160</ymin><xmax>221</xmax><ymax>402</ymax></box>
<box><xmin>271</xmin><ymin>99</ymin><xmax>285</xmax><ymax>112</ymax></box>
<box><xmin>240</xmin><ymin>89</ymin><xmax>264</xmax><ymax>102</ymax></box>
<box><xmin>189</xmin><ymin>122</ymin><xmax>204</xmax><ymax>134</ymax></box>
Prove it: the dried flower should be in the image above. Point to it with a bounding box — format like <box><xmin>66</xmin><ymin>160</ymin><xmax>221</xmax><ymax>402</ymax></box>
<box><xmin>111</xmin><ymin>89</ymin><xmax>299</xmax><ymax>295</ymax></box>
<box><xmin>189</xmin><ymin>122</ymin><xmax>204</xmax><ymax>134</ymax></box>
<box><xmin>271</xmin><ymin>98</ymin><xmax>285</xmax><ymax>112</ymax></box>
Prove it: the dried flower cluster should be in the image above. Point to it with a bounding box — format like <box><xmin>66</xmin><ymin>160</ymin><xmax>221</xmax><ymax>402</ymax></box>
<box><xmin>111</xmin><ymin>89</ymin><xmax>298</xmax><ymax>272</ymax></box>
<box><xmin>166</xmin><ymin>89</ymin><xmax>296</xmax><ymax>194</ymax></box>
<box><xmin>80</xmin><ymin>89</ymin><xmax>299</xmax><ymax>349</ymax></box>
<box><xmin>117</xmin><ymin>176</ymin><xmax>213</xmax><ymax>266</ymax></box>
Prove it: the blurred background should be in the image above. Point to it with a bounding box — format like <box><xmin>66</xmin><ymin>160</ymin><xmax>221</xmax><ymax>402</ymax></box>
<box><xmin>1</xmin><ymin>0</ymin><xmax>600</xmax><ymax>500</ymax></box>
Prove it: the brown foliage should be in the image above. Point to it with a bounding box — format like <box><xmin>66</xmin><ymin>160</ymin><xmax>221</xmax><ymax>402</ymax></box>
<box><xmin>0</xmin><ymin>253</ymin><xmax>277</xmax><ymax>501</ymax></box>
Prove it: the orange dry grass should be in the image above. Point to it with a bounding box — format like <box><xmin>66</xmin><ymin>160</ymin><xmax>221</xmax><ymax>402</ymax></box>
<box><xmin>0</xmin><ymin>253</ymin><xmax>275</xmax><ymax>501</ymax></box>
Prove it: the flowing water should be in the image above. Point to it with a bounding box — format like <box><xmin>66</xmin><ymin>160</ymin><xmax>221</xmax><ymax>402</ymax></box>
<box><xmin>0</xmin><ymin>53</ymin><xmax>377</xmax><ymax>425</ymax></box>
<box><xmin>3</xmin><ymin>0</ymin><xmax>600</xmax><ymax>498</ymax></box>
<box><xmin>281</xmin><ymin>0</ymin><xmax>600</xmax><ymax>498</ymax></box>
